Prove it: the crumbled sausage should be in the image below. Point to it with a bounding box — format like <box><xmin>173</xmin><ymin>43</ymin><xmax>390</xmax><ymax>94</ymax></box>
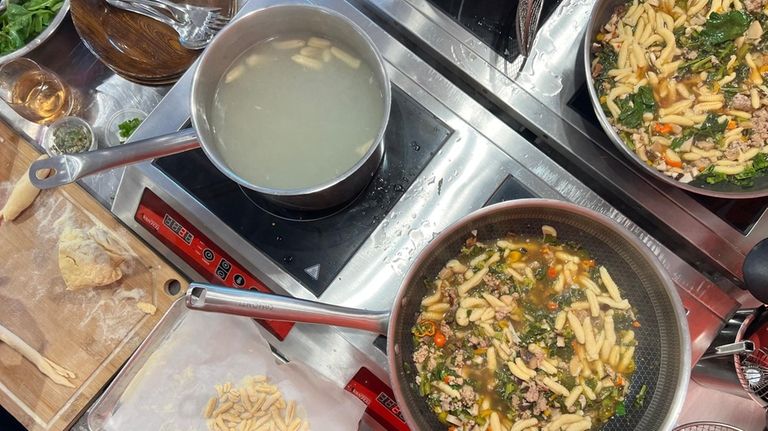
<box><xmin>534</xmin><ymin>395</ymin><xmax>549</xmax><ymax>415</ymax></box>
<box><xmin>750</xmin><ymin>108</ymin><xmax>768</xmax><ymax>146</ymax></box>
<box><xmin>413</xmin><ymin>344</ymin><xmax>430</xmax><ymax>364</ymax></box>
<box><xmin>524</xmin><ymin>382</ymin><xmax>540</xmax><ymax>403</ymax></box>
<box><xmin>731</xmin><ymin>94</ymin><xmax>754</xmax><ymax>112</ymax></box>
<box><xmin>745</xmin><ymin>0</ymin><xmax>766</xmax><ymax>13</ymax></box>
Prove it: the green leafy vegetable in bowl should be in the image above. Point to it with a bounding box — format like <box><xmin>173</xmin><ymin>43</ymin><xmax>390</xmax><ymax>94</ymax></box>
<box><xmin>118</xmin><ymin>117</ymin><xmax>142</xmax><ymax>141</ymax></box>
<box><xmin>0</xmin><ymin>0</ymin><xmax>64</xmax><ymax>56</ymax></box>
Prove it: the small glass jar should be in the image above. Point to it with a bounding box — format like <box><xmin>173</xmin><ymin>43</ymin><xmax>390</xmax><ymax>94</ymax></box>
<box><xmin>104</xmin><ymin>108</ymin><xmax>147</xmax><ymax>147</ymax></box>
<box><xmin>42</xmin><ymin>116</ymin><xmax>96</xmax><ymax>156</ymax></box>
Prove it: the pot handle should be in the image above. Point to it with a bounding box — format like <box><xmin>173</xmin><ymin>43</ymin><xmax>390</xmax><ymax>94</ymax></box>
<box><xmin>185</xmin><ymin>283</ymin><xmax>390</xmax><ymax>335</ymax></box>
<box><xmin>701</xmin><ymin>340</ymin><xmax>755</xmax><ymax>359</ymax></box>
<box><xmin>29</xmin><ymin>128</ymin><xmax>199</xmax><ymax>190</ymax></box>
<box><xmin>743</xmin><ymin>238</ymin><xmax>768</xmax><ymax>304</ymax></box>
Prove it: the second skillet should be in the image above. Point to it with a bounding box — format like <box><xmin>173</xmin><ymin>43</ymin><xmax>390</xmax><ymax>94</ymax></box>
<box><xmin>582</xmin><ymin>0</ymin><xmax>768</xmax><ymax>199</ymax></box>
<box><xmin>185</xmin><ymin>199</ymin><xmax>690</xmax><ymax>430</ymax></box>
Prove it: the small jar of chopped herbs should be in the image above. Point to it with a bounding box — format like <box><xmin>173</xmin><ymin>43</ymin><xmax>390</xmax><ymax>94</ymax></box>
<box><xmin>105</xmin><ymin>108</ymin><xmax>147</xmax><ymax>147</ymax></box>
<box><xmin>43</xmin><ymin>116</ymin><xmax>95</xmax><ymax>156</ymax></box>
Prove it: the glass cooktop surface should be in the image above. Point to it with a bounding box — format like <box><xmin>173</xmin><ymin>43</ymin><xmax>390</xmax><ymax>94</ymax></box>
<box><xmin>425</xmin><ymin>0</ymin><xmax>562</xmax><ymax>62</ymax></box>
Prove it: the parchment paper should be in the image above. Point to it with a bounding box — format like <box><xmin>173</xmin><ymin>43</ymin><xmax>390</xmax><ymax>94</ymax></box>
<box><xmin>100</xmin><ymin>309</ymin><xmax>366</xmax><ymax>430</ymax></box>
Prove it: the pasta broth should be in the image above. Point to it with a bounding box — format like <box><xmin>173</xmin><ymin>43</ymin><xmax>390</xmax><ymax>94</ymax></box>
<box><xmin>411</xmin><ymin>227</ymin><xmax>640</xmax><ymax>431</ymax></box>
<box><xmin>211</xmin><ymin>35</ymin><xmax>385</xmax><ymax>190</ymax></box>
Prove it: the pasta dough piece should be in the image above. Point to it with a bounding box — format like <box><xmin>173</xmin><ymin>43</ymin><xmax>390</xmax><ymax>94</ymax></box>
<box><xmin>58</xmin><ymin>226</ymin><xmax>126</xmax><ymax>290</ymax></box>
<box><xmin>0</xmin><ymin>323</ymin><xmax>75</xmax><ymax>387</ymax></box>
<box><xmin>136</xmin><ymin>302</ymin><xmax>157</xmax><ymax>315</ymax></box>
<box><xmin>0</xmin><ymin>155</ymin><xmax>50</xmax><ymax>222</ymax></box>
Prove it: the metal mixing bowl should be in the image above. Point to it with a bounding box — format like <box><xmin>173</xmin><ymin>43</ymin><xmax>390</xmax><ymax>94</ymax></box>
<box><xmin>0</xmin><ymin>0</ymin><xmax>70</xmax><ymax>64</ymax></box>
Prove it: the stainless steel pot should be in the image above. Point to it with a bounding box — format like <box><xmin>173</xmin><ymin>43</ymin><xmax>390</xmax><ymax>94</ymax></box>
<box><xmin>185</xmin><ymin>199</ymin><xmax>691</xmax><ymax>430</ymax></box>
<box><xmin>582</xmin><ymin>0</ymin><xmax>768</xmax><ymax>199</ymax></box>
<box><xmin>29</xmin><ymin>4</ymin><xmax>392</xmax><ymax>211</ymax></box>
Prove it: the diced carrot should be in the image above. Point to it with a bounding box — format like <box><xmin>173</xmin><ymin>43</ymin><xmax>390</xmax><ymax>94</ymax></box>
<box><xmin>443</xmin><ymin>375</ymin><xmax>451</xmax><ymax>383</ymax></box>
<box><xmin>616</xmin><ymin>374</ymin><xmax>625</xmax><ymax>386</ymax></box>
<box><xmin>654</xmin><ymin>123</ymin><xmax>673</xmax><ymax>134</ymax></box>
<box><xmin>547</xmin><ymin>301</ymin><xmax>558</xmax><ymax>311</ymax></box>
<box><xmin>727</xmin><ymin>120</ymin><xmax>738</xmax><ymax>130</ymax></box>
<box><xmin>547</xmin><ymin>266</ymin><xmax>558</xmax><ymax>278</ymax></box>
<box><xmin>632</xmin><ymin>320</ymin><xmax>641</xmax><ymax>328</ymax></box>
<box><xmin>664</xmin><ymin>148</ymin><xmax>683</xmax><ymax>168</ymax></box>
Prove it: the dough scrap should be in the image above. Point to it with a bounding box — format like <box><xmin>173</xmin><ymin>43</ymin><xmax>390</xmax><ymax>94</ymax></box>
<box><xmin>0</xmin><ymin>323</ymin><xmax>76</xmax><ymax>388</ymax></box>
<box><xmin>136</xmin><ymin>302</ymin><xmax>157</xmax><ymax>315</ymax></box>
<box><xmin>58</xmin><ymin>226</ymin><xmax>126</xmax><ymax>290</ymax></box>
<box><xmin>0</xmin><ymin>155</ymin><xmax>51</xmax><ymax>222</ymax></box>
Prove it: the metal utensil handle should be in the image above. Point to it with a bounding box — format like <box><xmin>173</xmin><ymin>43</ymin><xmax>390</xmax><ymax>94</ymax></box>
<box><xmin>702</xmin><ymin>341</ymin><xmax>756</xmax><ymax>359</ymax></box>
<box><xmin>186</xmin><ymin>283</ymin><xmax>390</xmax><ymax>335</ymax></box>
<box><xmin>29</xmin><ymin>128</ymin><xmax>199</xmax><ymax>189</ymax></box>
<box><xmin>127</xmin><ymin>0</ymin><xmax>189</xmax><ymax>23</ymax></box>
<box><xmin>107</xmin><ymin>0</ymin><xmax>178</xmax><ymax>26</ymax></box>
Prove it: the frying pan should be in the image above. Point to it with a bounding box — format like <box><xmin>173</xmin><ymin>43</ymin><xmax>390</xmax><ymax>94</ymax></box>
<box><xmin>28</xmin><ymin>4</ymin><xmax>392</xmax><ymax>211</ymax></box>
<box><xmin>583</xmin><ymin>1</ymin><xmax>768</xmax><ymax>199</ymax></box>
<box><xmin>185</xmin><ymin>199</ymin><xmax>690</xmax><ymax>430</ymax></box>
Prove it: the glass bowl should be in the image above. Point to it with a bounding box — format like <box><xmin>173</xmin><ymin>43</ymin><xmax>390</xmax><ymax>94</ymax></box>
<box><xmin>104</xmin><ymin>108</ymin><xmax>147</xmax><ymax>147</ymax></box>
<box><xmin>42</xmin><ymin>116</ymin><xmax>96</xmax><ymax>156</ymax></box>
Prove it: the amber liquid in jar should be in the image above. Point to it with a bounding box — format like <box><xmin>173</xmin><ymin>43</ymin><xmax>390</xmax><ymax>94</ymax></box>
<box><xmin>10</xmin><ymin>69</ymin><xmax>71</xmax><ymax>124</ymax></box>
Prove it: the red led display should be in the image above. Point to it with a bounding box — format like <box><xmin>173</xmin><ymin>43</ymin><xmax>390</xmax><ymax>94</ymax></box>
<box><xmin>134</xmin><ymin>188</ymin><xmax>294</xmax><ymax>340</ymax></box>
<box><xmin>346</xmin><ymin>367</ymin><xmax>409</xmax><ymax>431</ymax></box>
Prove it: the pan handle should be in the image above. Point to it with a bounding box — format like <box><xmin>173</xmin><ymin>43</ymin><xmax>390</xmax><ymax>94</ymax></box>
<box><xmin>29</xmin><ymin>128</ymin><xmax>199</xmax><ymax>190</ymax></box>
<box><xmin>744</xmin><ymin>238</ymin><xmax>768</xmax><ymax>303</ymax></box>
<box><xmin>185</xmin><ymin>283</ymin><xmax>390</xmax><ymax>335</ymax></box>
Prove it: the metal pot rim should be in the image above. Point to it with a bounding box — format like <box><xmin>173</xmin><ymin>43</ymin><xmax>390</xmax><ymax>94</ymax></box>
<box><xmin>387</xmin><ymin>198</ymin><xmax>691</xmax><ymax>431</ymax></box>
<box><xmin>190</xmin><ymin>4</ymin><xmax>392</xmax><ymax>197</ymax></box>
<box><xmin>582</xmin><ymin>2</ymin><xmax>768</xmax><ymax>199</ymax></box>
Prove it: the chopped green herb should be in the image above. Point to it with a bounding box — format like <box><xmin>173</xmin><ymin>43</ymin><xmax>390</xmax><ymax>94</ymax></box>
<box><xmin>614</xmin><ymin>311</ymin><xmax>635</xmax><ymax>331</ymax></box>
<box><xmin>118</xmin><ymin>117</ymin><xmax>142</xmax><ymax>140</ymax></box>
<box><xmin>670</xmin><ymin>129</ymin><xmax>694</xmax><ymax>150</ymax></box>
<box><xmin>617</xmin><ymin>86</ymin><xmax>656</xmax><ymax>129</ymax></box>
<box><xmin>721</xmin><ymin>85</ymin><xmax>740</xmax><ymax>102</ymax></box>
<box><xmin>615</xmin><ymin>401</ymin><xmax>627</xmax><ymax>416</ymax></box>
<box><xmin>542</xmin><ymin>233</ymin><xmax>558</xmax><ymax>245</ymax></box>
<box><xmin>554</xmin><ymin>287</ymin><xmax>586</xmax><ymax>307</ymax></box>
<box><xmin>495</xmin><ymin>368</ymin><xmax>519</xmax><ymax>401</ymax></box>
<box><xmin>697</xmin><ymin>11</ymin><xmax>752</xmax><ymax>46</ymax></box>
<box><xmin>735</xmin><ymin>63</ymin><xmax>751</xmax><ymax>83</ymax></box>
<box><xmin>619</xmin><ymin>131</ymin><xmax>635</xmax><ymax>150</ymax></box>
<box><xmin>678</xmin><ymin>12</ymin><xmax>750</xmax><ymax>78</ymax></box>
<box><xmin>699</xmin><ymin>153</ymin><xmax>768</xmax><ymax>187</ymax></box>
<box><xmin>520</xmin><ymin>321</ymin><xmax>549</xmax><ymax>345</ymax></box>
<box><xmin>696</xmin><ymin>113</ymin><xmax>728</xmax><ymax>143</ymax></box>
<box><xmin>634</xmin><ymin>384</ymin><xmax>648</xmax><ymax>408</ymax></box>
<box><xmin>51</xmin><ymin>124</ymin><xmax>91</xmax><ymax>154</ymax></box>
<box><xmin>595</xmin><ymin>43</ymin><xmax>618</xmax><ymax>95</ymax></box>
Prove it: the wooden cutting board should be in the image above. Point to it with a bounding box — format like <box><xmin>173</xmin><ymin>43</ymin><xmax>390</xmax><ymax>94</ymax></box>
<box><xmin>0</xmin><ymin>120</ymin><xmax>189</xmax><ymax>431</ymax></box>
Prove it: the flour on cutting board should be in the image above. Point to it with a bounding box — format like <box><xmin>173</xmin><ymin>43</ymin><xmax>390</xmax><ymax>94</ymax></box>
<box><xmin>0</xmin><ymin>187</ymin><xmax>151</xmax><ymax>346</ymax></box>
